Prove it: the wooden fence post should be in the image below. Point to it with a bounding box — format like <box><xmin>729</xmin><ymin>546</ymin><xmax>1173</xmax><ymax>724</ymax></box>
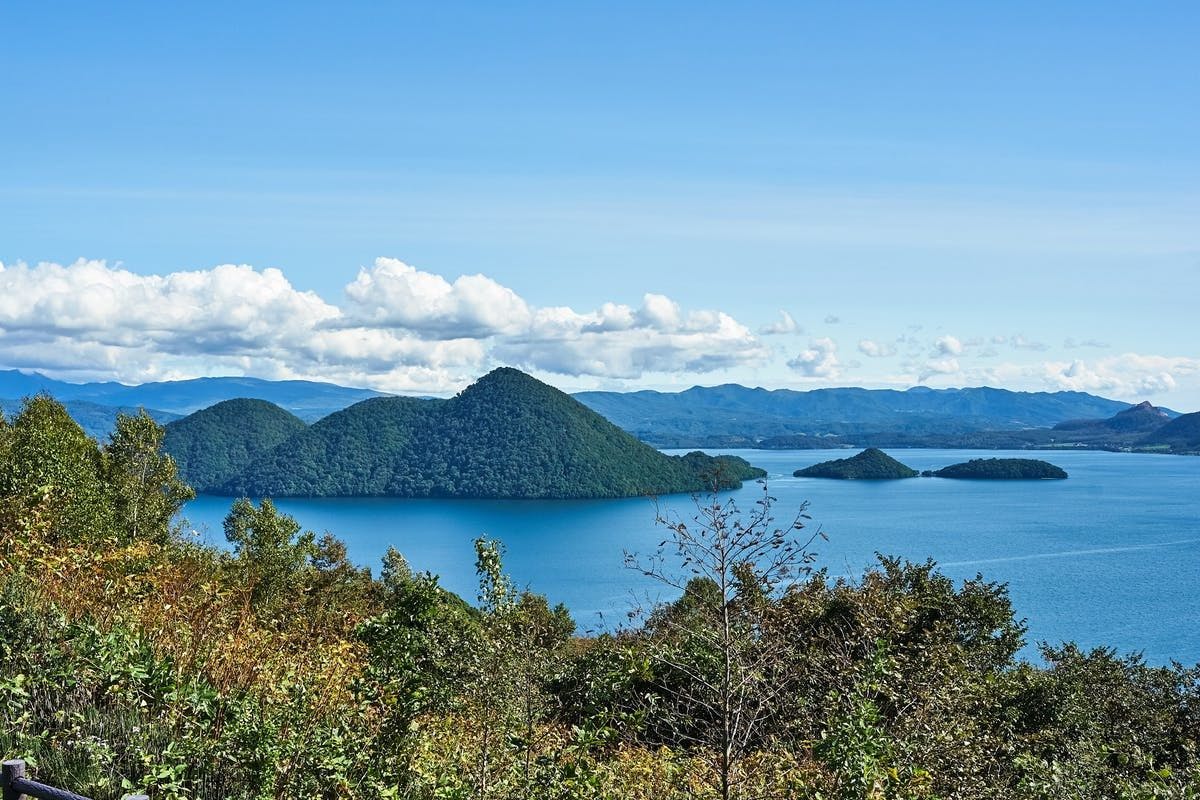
<box><xmin>2</xmin><ymin>759</ymin><xmax>26</xmax><ymax>800</ymax></box>
<box><xmin>2</xmin><ymin>757</ymin><xmax>145</xmax><ymax>800</ymax></box>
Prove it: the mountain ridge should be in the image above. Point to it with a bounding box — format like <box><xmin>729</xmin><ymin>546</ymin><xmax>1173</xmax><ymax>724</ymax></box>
<box><xmin>171</xmin><ymin>368</ymin><xmax>765</xmax><ymax>499</ymax></box>
<box><xmin>3</xmin><ymin>369</ymin><xmax>1191</xmax><ymax>453</ymax></box>
<box><xmin>575</xmin><ymin>383</ymin><xmax>1177</xmax><ymax>444</ymax></box>
<box><xmin>0</xmin><ymin>369</ymin><xmax>385</xmax><ymax>419</ymax></box>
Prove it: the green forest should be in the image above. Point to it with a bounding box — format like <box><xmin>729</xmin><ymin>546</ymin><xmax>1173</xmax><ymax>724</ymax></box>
<box><xmin>794</xmin><ymin>448</ymin><xmax>919</xmax><ymax>480</ymax></box>
<box><xmin>929</xmin><ymin>459</ymin><xmax>1069</xmax><ymax>480</ymax></box>
<box><xmin>3</xmin><ymin>396</ymin><xmax>1199</xmax><ymax>799</ymax></box>
<box><xmin>161</xmin><ymin>399</ymin><xmax>308</xmax><ymax>491</ymax></box>
<box><xmin>165</xmin><ymin>368</ymin><xmax>765</xmax><ymax>499</ymax></box>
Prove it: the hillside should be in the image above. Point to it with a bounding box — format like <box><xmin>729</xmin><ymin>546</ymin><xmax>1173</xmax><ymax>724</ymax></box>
<box><xmin>1054</xmin><ymin>401</ymin><xmax>1171</xmax><ymax>435</ymax></box>
<box><xmin>222</xmin><ymin>368</ymin><xmax>765</xmax><ymax>498</ymax></box>
<box><xmin>1140</xmin><ymin>411</ymin><xmax>1200</xmax><ymax>454</ymax></box>
<box><xmin>575</xmin><ymin>384</ymin><xmax>1144</xmax><ymax>445</ymax></box>
<box><xmin>793</xmin><ymin>448</ymin><xmax>918</xmax><ymax>480</ymax></box>
<box><xmin>162</xmin><ymin>399</ymin><xmax>308</xmax><ymax>491</ymax></box>
<box><xmin>929</xmin><ymin>458</ymin><xmax>1068</xmax><ymax>480</ymax></box>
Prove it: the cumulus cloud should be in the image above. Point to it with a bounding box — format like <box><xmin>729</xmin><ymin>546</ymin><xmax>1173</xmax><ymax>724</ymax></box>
<box><xmin>1041</xmin><ymin>354</ymin><xmax>1200</xmax><ymax>397</ymax></box>
<box><xmin>920</xmin><ymin>357</ymin><xmax>961</xmax><ymax>381</ymax></box>
<box><xmin>788</xmin><ymin>337</ymin><xmax>841</xmax><ymax>378</ymax></box>
<box><xmin>934</xmin><ymin>335</ymin><xmax>964</xmax><ymax>356</ymax></box>
<box><xmin>497</xmin><ymin>294</ymin><xmax>767</xmax><ymax>379</ymax></box>
<box><xmin>0</xmin><ymin>258</ymin><xmax>769</xmax><ymax>392</ymax></box>
<box><xmin>342</xmin><ymin>257</ymin><xmax>531</xmax><ymax>338</ymax></box>
<box><xmin>0</xmin><ymin>259</ymin><xmax>338</xmax><ymax>347</ymax></box>
<box><xmin>759</xmin><ymin>310</ymin><xmax>800</xmax><ymax>335</ymax></box>
<box><xmin>858</xmin><ymin>339</ymin><xmax>897</xmax><ymax>358</ymax></box>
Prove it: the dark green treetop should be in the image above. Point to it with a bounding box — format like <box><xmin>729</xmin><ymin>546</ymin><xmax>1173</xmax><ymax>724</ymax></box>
<box><xmin>794</xmin><ymin>448</ymin><xmax>919</xmax><ymax>480</ymax></box>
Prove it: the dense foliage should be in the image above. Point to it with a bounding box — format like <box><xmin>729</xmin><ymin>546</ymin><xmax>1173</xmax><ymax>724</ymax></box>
<box><xmin>162</xmin><ymin>399</ymin><xmax>308</xmax><ymax>492</ymax></box>
<box><xmin>2</xmin><ymin>396</ymin><xmax>1199</xmax><ymax>798</ymax></box>
<box><xmin>1140</xmin><ymin>411</ymin><xmax>1200</xmax><ymax>454</ymax></box>
<box><xmin>929</xmin><ymin>458</ymin><xmax>1069</xmax><ymax>480</ymax></box>
<box><xmin>0</xmin><ymin>397</ymin><xmax>180</xmax><ymax>441</ymax></box>
<box><xmin>794</xmin><ymin>448</ymin><xmax>919</xmax><ymax>480</ymax></box>
<box><xmin>222</xmin><ymin>368</ymin><xmax>765</xmax><ymax>498</ymax></box>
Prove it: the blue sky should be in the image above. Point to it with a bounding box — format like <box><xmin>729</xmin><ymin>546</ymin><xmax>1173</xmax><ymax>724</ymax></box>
<box><xmin>2</xmin><ymin>1</ymin><xmax>1198</xmax><ymax>407</ymax></box>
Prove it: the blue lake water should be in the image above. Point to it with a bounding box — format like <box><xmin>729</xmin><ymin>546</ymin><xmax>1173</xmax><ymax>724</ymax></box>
<box><xmin>181</xmin><ymin>449</ymin><xmax>1200</xmax><ymax>665</ymax></box>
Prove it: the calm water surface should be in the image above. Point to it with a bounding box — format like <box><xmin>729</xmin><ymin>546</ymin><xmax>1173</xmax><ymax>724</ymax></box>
<box><xmin>182</xmin><ymin>449</ymin><xmax>1200</xmax><ymax>664</ymax></box>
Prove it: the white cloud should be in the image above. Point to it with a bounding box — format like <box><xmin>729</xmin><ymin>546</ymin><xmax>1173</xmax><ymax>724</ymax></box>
<box><xmin>343</xmin><ymin>257</ymin><xmax>531</xmax><ymax>338</ymax></box>
<box><xmin>0</xmin><ymin>259</ymin><xmax>338</xmax><ymax>349</ymax></box>
<box><xmin>858</xmin><ymin>338</ymin><xmax>897</xmax><ymax>358</ymax></box>
<box><xmin>1041</xmin><ymin>354</ymin><xmax>1200</xmax><ymax>397</ymax></box>
<box><xmin>920</xmin><ymin>357</ymin><xmax>961</xmax><ymax>382</ymax></box>
<box><xmin>1011</xmin><ymin>334</ymin><xmax>1049</xmax><ymax>352</ymax></box>
<box><xmin>635</xmin><ymin>293</ymin><xmax>682</xmax><ymax>330</ymax></box>
<box><xmin>759</xmin><ymin>310</ymin><xmax>800</xmax><ymax>335</ymax></box>
<box><xmin>497</xmin><ymin>294</ymin><xmax>768</xmax><ymax>379</ymax></box>
<box><xmin>824</xmin><ymin>315</ymin><xmax>841</xmax><ymax>324</ymax></box>
<box><xmin>788</xmin><ymin>337</ymin><xmax>841</xmax><ymax>378</ymax></box>
<box><xmin>0</xmin><ymin>258</ymin><xmax>769</xmax><ymax>392</ymax></box>
<box><xmin>1064</xmin><ymin>337</ymin><xmax>1110</xmax><ymax>349</ymax></box>
<box><xmin>934</xmin><ymin>335</ymin><xmax>964</xmax><ymax>356</ymax></box>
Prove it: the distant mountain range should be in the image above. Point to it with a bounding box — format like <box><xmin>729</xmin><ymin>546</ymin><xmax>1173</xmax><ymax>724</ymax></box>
<box><xmin>0</xmin><ymin>397</ymin><xmax>182</xmax><ymax>441</ymax></box>
<box><xmin>2</xmin><ymin>368</ymin><xmax>1196</xmax><ymax>456</ymax></box>
<box><xmin>0</xmin><ymin>370</ymin><xmax>386</xmax><ymax>439</ymax></box>
<box><xmin>0</xmin><ymin>369</ymin><xmax>383</xmax><ymax>422</ymax></box>
<box><xmin>161</xmin><ymin>368</ymin><xmax>765</xmax><ymax>499</ymax></box>
<box><xmin>573</xmin><ymin>384</ymin><xmax>1176</xmax><ymax>446</ymax></box>
<box><xmin>870</xmin><ymin>403</ymin><xmax>1197</xmax><ymax>455</ymax></box>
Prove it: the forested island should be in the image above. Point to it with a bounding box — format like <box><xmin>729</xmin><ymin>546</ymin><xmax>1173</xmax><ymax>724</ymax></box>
<box><xmin>793</xmin><ymin>447</ymin><xmax>919</xmax><ymax>479</ymax></box>
<box><xmin>927</xmin><ymin>458</ymin><xmax>1069</xmax><ymax>480</ymax></box>
<box><xmin>2</xmin><ymin>395</ymin><xmax>1198</xmax><ymax>798</ymax></box>
<box><xmin>164</xmin><ymin>368</ymin><xmax>764</xmax><ymax>499</ymax></box>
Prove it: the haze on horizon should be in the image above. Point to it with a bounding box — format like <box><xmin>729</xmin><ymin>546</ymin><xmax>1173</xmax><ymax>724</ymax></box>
<box><xmin>2</xmin><ymin>2</ymin><xmax>1197</xmax><ymax>407</ymax></box>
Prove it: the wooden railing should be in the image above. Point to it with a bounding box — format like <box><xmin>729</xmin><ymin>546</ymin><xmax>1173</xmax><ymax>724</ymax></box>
<box><xmin>1</xmin><ymin>760</ymin><xmax>146</xmax><ymax>800</ymax></box>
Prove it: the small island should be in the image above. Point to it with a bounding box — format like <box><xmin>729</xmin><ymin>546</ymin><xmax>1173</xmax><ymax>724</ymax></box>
<box><xmin>925</xmin><ymin>458</ymin><xmax>1068</xmax><ymax>480</ymax></box>
<box><xmin>793</xmin><ymin>448</ymin><xmax>918</xmax><ymax>480</ymax></box>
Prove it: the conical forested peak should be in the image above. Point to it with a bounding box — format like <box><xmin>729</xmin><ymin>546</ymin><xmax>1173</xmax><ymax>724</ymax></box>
<box><xmin>474</xmin><ymin>366</ymin><xmax>537</xmax><ymax>384</ymax></box>
<box><xmin>163</xmin><ymin>398</ymin><xmax>308</xmax><ymax>492</ymax></box>
<box><xmin>194</xmin><ymin>397</ymin><xmax>306</xmax><ymax>419</ymax></box>
<box><xmin>216</xmin><ymin>367</ymin><xmax>764</xmax><ymax>499</ymax></box>
<box><xmin>459</xmin><ymin>366</ymin><xmax>560</xmax><ymax>399</ymax></box>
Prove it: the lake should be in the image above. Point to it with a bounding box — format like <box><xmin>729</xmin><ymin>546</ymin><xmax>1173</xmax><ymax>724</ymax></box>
<box><xmin>181</xmin><ymin>449</ymin><xmax>1200</xmax><ymax>665</ymax></box>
